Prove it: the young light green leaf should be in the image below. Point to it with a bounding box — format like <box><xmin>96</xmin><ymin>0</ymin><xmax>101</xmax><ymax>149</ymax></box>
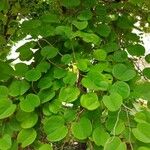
<box><xmin>43</xmin><ymin>116</ymin><xmax>68</xmax><ymax>142</ymax></box>
<box><xmin>9</xmin><ymin>80</ymin><xmax>30</xmax><ymax>97</ymax></box>
<box><xmin>92</xmin><ymin>126</ymin><xmax>110</xmax><ymax>146</ymax></box>
<box><xmin>17</xmin><ymin>128</ymin><xmax>37</xmax><ymax>148</ymax></box>
<box><xmin>102</xmin><ymin>93</ymin><xmax>122</xmax><ymax>111</ymax></box>
<box><xmin>41</xmin><ymin>46</ymin><xmax>58</xmax><ymax>59</ymax></box>
<box><xmin>72</xmin><ymin>20</ymin><xmax>88</xmax><ymax>30</ymax></box>
<box><xmin>112</xmin><ymin>64</ymin><xmax>136</xmax><ymax>81</ymax></box>
<box><xmin>93</xmin><ymin>49</ymin><xmax>107</xmax><ymax>61</ymax></box>
<box><xmin>71</xmin><ymin>117</ymin><xmax>92</xmax><ymax>140</ymax></box>
<box><xmin>132</xmin><ymin>123</ymin><xmax>150</xmax><ymax>143</ymax></box>
<box><xmin>59</xmin><ymin>86</ymin><xmax>80</xmax><ymax>102</ymax></box>
<box><xmin>25</xmin><ymin>69</ymin><xmax>41</xmax><ymax>81</ymax></box>
<box><xmin>109</xmin><ymin>81</ymin><xmax>130</xmax><ymax>99</ymax></box>
<box><xmin>80</xmin><ymin>93</ymin><xmax>100</xmax><ymax>110</ymax></box>
<box><xmin>0</xmin><ymin>134</ymin><xmax>12</xmax><ymax>150</ymax></box>
<box><xmin>20</xmin><ymin>94</ymin><xmax>40</xmax><ymax>112</ymax></box>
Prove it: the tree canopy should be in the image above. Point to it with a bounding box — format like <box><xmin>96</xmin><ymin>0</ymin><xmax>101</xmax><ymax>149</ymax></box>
<box><xmin>0</xmin><ymin>0</ymin><xmax>150</xmax><ymax>150</ymax></box>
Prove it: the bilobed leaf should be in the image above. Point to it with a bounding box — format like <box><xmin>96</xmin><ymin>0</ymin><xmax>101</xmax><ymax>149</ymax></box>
<box><xmin>41</xmin><ymin>46</ymin><xmax>58</xmax><ymax>59</ymax></box>
<box><xmin>63</xmin><ymin>72</ymin><xmax>77</xmax><ymax>86</ymax></box>
<box><xmin>0</xmin><ymin>134</ymin><xmax>12</xmax><ymax>150</ymax></box>
<box><xmin>72</xmin><ymin>20</ymin><xmax>88</xmax><ymax>30</ymax></box>
<box><xmin>53</xmin><ymin>68</ymin><xmax>67</xmax><ymax>79</ymax></box>
<box><xmin>43</xmin><ymin>116</ymin><xmax>68</xmax><ymax>142</ymax></box>
<box><xmin>20</xmin><ymin>94</ymin><xmax>40</xmax><ymax>112</ymax></box>
<box><xmin>71</xmin><ymin>117</ymin><xmax>92</xmax><ymax>140</ymax></box>
<box><xmin>80</xmin><ymin>93</ymin><xmax>100</xmax><ymax>110</ymax></box>
<box><xmin>0</xmin><ymin>98</ymin><xmax>16</xmax><ymax>119</ymax></box>
<box><xmin>38</xmin><ymin>77</ymin><xmax>53</xmax><ymax>90</ymax></box>
<box><xmin>17</xmin><ymin>128</ymin><xmax>37</xmax><ymax>148</ymax></box>
<box><xmin>92</xmin><ymin>126</ymin><xmax>110</xmax><ymax>146</ymax></box>
<box><xmin>112</xmin><ymin>64</ymin><xmax>136</xmax><ymax>81</ymax></box>
<box><xmin>104</xmin><ymin>137</ymin><xmax>126</xmax><ymax>150</ymax></box>
<box><xmin>74</xmin><ymin>31</ymin><xmax>100</xmax><ymax>45</ymax></box>
<box><xmin>110</xmin><ymin>81</ymin><xmax>130</xmax><ymax>99</ymax></box>
<box><xmin>9</xmin><ymin>80</ymin><xmax>30</xmax><ymax>97</ymax></box>
<box><xmin>38</xmin><ymin>88</ymin><xmax>55</xmax><ymax>103</ymax></box>
<box><xmin>25</xmin><ymin>69</ymin><xmax>41</xmax><ymax>81</ymax></box>
<box><xmin>102</xmin><ymin>93</ymin><xmax>122</xmax><ymax>111</ymax></box>
<box><xmin>16</xmin><ymin>111</ymin><xmax>38</xmax><ymax>129</ymax></box>
<box><xmin>138</xmin><ymin>147</ymin><xmax>150</xmax><ymax>150</ymax></box>
<box><xmin>59</xmin><ymin>86</ymin><xmax>80</xmax><ymax>102</ymax></box>
<box><xmin>132</xmin><ymin>123</ymin><xmax>150</xmax><ymax>143</ymax></box>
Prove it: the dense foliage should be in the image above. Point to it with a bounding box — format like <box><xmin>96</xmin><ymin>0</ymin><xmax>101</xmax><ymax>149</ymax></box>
<box><xmin>0</xmin><ymin>0</ymin><xmax>150</xmax><ymax>149</ymax></box>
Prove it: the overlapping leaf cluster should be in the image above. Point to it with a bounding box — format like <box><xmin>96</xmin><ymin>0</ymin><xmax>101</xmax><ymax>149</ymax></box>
<box><xmin>0</xmin><ymin>0</ymin><xmax>150</xmax><ymax>149</ymax></box>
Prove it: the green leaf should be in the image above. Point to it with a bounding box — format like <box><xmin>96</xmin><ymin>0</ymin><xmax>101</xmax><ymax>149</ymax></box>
<box><xmin>132</xmin><ymin>123</ymin><xmax>150</xmax><ymax>143</ymax></box>
<box><xmin>25</xmin><ymin>69</ymin><xmax>41</xmax><ymax>81</ymax></box>
<box><xmin>145</xmin><ymin>54</ymin><xmax>150</xmax><ymax>63</ymax></box>
<box><xmin>77</xmin><ymin>10</ymin><xmax>92</xmax><ymax>21</ymax></box>
<box><xmin>43</xmin><ymin>116</ymin><xmax>68</xmax><ymax>142</ymax></box>
<box><xmin>93</xmin><ymin>49</ymin><xmax>107</xmax><ymax>61</ymax></box>
<box><xmin>55</xmin><ymin>26</ymin><xmax>73</xmax><ymax>38</ymax></box>
<box><xmin>40</xmin><ymin>13</ymin><xmax>60</xmax><ymax>23</ymax></box>
<box><xmin>59</xmin><ymin>86</ymin><xmax>80</xmax><ymax>102</ymax></box>
<box><xmin>80</xmin><ymin>93</ymin><xmax>100</xmax><ymax>110</ymax></box>
<box><xmin>72</xmin><ymin>20</ymin><xmax>88</xmax><ymax>30</ymax></box>
<box><xmin>0</xmin><ymin>99</ymin><xmax>16</xmax><ymax>119</ymax></box>
<box><xmin>14</xmin><ymin>63</ymin><xmax>29</xmax><ymax>77</ymax></box>
<box><xmin>38</xmin><ymin>77</ymin><xmax>53</xmax><ymax>90</ymax></box>
<box><xmin>113</xmin><ymin>51</ymin><xmax>128</xmax><ymax>62</ymax></box>
<box><xmin>104</xmin><ymin>137</ymin><xmax>126</xmax><ymax>150</ymax></box>
<box><xmin>92</xmin><ymin>126</ymin><xmax>110</xmax><ymax>146</ymax></box>
<box><xmin>19</xmin><ymin>48</ymin><xmax>33</xmax><ymax>61</ymax></box>
<box><xmin>96</xmin><ymin>24</ymin><xmax>111</xmax><ymax>37</ymax></box>
<box><xmin>61</xmin><ymin>54</ymin><xmax>73</xmax><ymax>64</ymax></box>
<box><xmin>138</xmin><ymin>147</ymin><xmax>150</xmax><ymax>150</ymax></box>
<box><xmin>53</xmin><ymin>68</ymin><xmax>67</xmax><ymax>79</ymax></box>
<box><xmin>0</xmin><ymin>134</ymin><xmax>12</xmax><ymax>150</ymax></box>
<box><xmin>63</xmin><ymin>72</ymin><xmax>77</xmax><ymax>86</ymax></box>
<box><xmin>127</xmin><ymin>44</ymin><xmax>145</xmax><ymax>56</ymax></box>
<box><xmin>133</xmin><ymin>82</ymin><xmax>150</xmax><ymax>100</ymax></box>
<box><xmin>22</xmin><ymin>20</ymin><xmax>41</xmax><ymax>30</ymax></box>
<box><xmin>41</xmin><ymin>46</ymin><xmax>58</xmax><ymax>59</ymax></box>
<box><xmin>61</xmin><ymin>0</ymin><xmax>80</xmax><ymax>8</ymax></box>
<box><xmin>39</xmin><ymin>144</ymin><xmax>53</xmax><ymax>150</ymax></box>
<box><xmin>74</xmin><ymin>31</ymin><xmax>100</xmax><ymax>45</ymax></box>
<box><xmin>9</xmin><ymin>80</ymin><xmax>30</xmax><ymax>97</ymax></box>
<box><xmin>38</xmin><ymin>88</ymin><xmax>55</xmax><ymax>103</ymax></box>
<box><xmin>17</xmin><ymin>128</ymin><xmax>37</xmax><ymax>148</ymax></box>
<box><xmin>112</xmin><ymin>64</ymin><xmax>136</xmax><ymax>81</ymax></box>
<box><xmin>77</xmin><ymin>59</ymin><xmax>90</xmax><ymax>72</ymax></box>
<box><xmin>0</xmin><ymin>86</ymin><xmax>8</xmax><ymax>98</ymax></box>
<box><xmin>20</xmin><ymin>94</ymin><xmax>40</xmax><ymax>112</ymax></box>
<box><xmin>0</xmin><ymin>61</ymin><xmax>14</xmax><ymax>81</ymax></box>
<box><xmin>16</xmin><ymin>111</ymin><xmax>38</xmax><ymax>128</ymax></box>
<box><xmin>143</xmin><ymin>68</ymin><xmax>150</xmax><ymax>79</ymax></box>
<box><xmin>109</xmin><ymin>81</ymin><xmax>130</xmax><ymax>99</ymax></box>
<box><xmin>81</xmin><ymin>71</ymin><xmax>108</xmax><ymax>91</ymax></box>
<box><xmin>71</xmin><ymin>117</ymin><xmax>92</xmax><ymax>140</ymax></box>
<box><xmin>36</xmin><ymin>61</ymin><xmax>50</xmax><ymax>73</ymax></box>
<box><xmin>102</xmin><ymin>93</ymin><xmax>122</xmax><ymax>111</ymax></box>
